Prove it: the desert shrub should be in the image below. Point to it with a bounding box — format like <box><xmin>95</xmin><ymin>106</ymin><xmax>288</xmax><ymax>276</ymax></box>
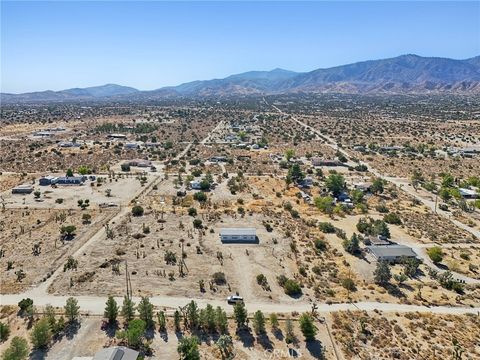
<box><xmin>131</xmin><ymin>205</ymin><xmax>144</xmax><ymax>217</ymax></box>
<box><xmin>212</xmin><ymin>272</ymin><xmax>226</xmax><ymax>285</ymax></box>
<box><xmin>318</xmin><ymin>222</ymin><xmax>335</xmax><ymax>233</ymax></box>
<box><xmin>383</xmin><ymin>212</ymin><xmax>402</xmax><ymax>225</ymax></box>
<box><xmin>314</xmin><ymin>239</ymin><xmax>327</xmax><ymax>252</ymax></box>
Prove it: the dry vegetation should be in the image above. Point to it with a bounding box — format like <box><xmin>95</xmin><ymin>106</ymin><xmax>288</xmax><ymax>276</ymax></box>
<box><xmin>331</xmin><ymin>310</ymin><xmax>480</xmax><ymax>360</ymax></box>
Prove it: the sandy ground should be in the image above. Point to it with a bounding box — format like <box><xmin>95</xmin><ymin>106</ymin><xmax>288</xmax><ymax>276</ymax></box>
<box><xmin>2</xmin><ymin>173</ymin><xmax>156</xmax><ymax>210</ymax></box>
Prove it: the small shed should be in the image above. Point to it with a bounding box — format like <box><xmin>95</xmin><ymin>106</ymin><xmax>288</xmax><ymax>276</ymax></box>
<box><xmin>220</xmin><ymin>228</ymin><xmax>257</xmax><ymax>243</ymax></box>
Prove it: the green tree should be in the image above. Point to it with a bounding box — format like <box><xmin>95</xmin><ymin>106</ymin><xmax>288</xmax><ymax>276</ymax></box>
<box><xmin>0</xmin><ymin>321</ymin><xmax>10</xmax><ymax>342</ymax></box>
<box><xmin>215</xmin><ymin>307</ymin><xmax>228</xmax><ymax>334</ymax></box>
<box><xmin>343</xmin><ymin>233</ymin><xmax>360</xmax><ymax>254</ymax></box>
<box><xmin>285</xmin><ymin>318</ymin><xmax>295</xmax><ymax>344</ymax></box>
<box><xmin>44</xmin><ymin>304</ymin><xmax>57</xmax><ymax>333</ymax></box>
<box><xmin>269</xmin><ymin>313</ymin><xmax>279</xmax><ymax>330</ymax></box>
<box><xmin>186</xmin><ymin>301</ymin><xmax>199</xmax><ymax>330</ymax></box>
<box><xmin>287</xmin><ymin>164</ymin><xmax>305</xmax><ymax>184</ymax></box>
<box><xmin>402</xmin><ymin>257</ymin><xmax>421</xmax><ymax>278</ymax></box>
<box><xmin>441</xmin><ymin>173</ymin><xmax>454</xmax><ymax>188</ymax></box>
<box><xmin>125</xmin><ymin>319</ymin><xmax>146</xmax><ymax>349</ymax></box>
<box><xmin>60</xmin><ymin>225</ymin><xmax>76</xmax><ymax>238</ymax></box>
<box><xmin>374</xmin><ymin>261</ymin><xmax>392</xmax><ymax>285</ymax></box>
<box><xmin>66</xmin><ymin>168</ymin><xmax>74</xmax><ymax>177</ymax></box>
<box><xmin>374</xmin><ymin>220</ymin><xmax>390</xmax><ymax>238</ymax></box>
<box><xmin>193</xmin><ymin>191</ymin><xmax>207</xmax><ymax>202</ymax></box>
<box><xmin>17</xmin><ymin>298</ymin><xmax>34</xmax><ymax>316</ymax></box>
<box><xmin>285</xmin><ymin>149</ymin><xmax>295</xmax><ymax>161</ymax></box>
<box><xmin>177</xmin><ymin>336</ymin><xmax>200</xmax><ymax>360</ymax></box>
<box><xmin>233</xmin><ymin>302</ymin><xmax>248</xmax><ymax>329</ymax></box>
<box><xmin>31</xmin><ymin>317</ymin><xmax>51</xmax><ymax>349</ymax></box>
<box><xmin>283</xmin><ymin>279</ymin><xmax>302</xmax><ymax>296</ymax></box>
<box><xmin>411</xmin><ymin>170</ymin><xmax>424</xmax><ymax>190</ymax></box>
<box><xmin>193</xmin><ymin>219</ymin><xmax>203</xmax><ymax>229</ymax></box>
<box><xmin>325</xmin><ymin>174</ymin><xmax>345</xmax><ymax>196</ymax></box>
<box><xmin>371</xmin><ymin>177</ymin><xmax>384</xmax><ymax>195</ymax></box>
<box><xmin>203</xmin><ymin>304</ymin><xmax>216</xmax><ymax>333</ymax></box>
<box><xmin>121</xmin><ymin>296</ymin><xmax>136</xmax><ymax>323</ymax></box>
<box><xmin>427</xmin><ymin>246</ymin><xmax>443</xmax><ymax>263</ymax></box>
<box><xmin>314</xmin><ymin>196</ymin><xmax>334</xmax><ymax>215</ymax></box>
<box><xmin>157</xmin><ymin>311</ymin><xmax>166</xmax><ymax>332</ymax></box>
<box><xmin>253</xmin><ymin>310</ymin><xmax>266</xmax><ymax>334</ymax></box>
<box><xmin>137</xmin><ymin>297</ymin><xmax>155</xmax><ymax>328</ymax></box>
<box><xmin>104</xmin><ymin>296</ymin><xmax>119</xmax><ymax>324</ymax></box>
<box><xmin>299</xmin><ymin>313</ymin><xmax>317</xmax><ymax>341</ymax></box>
<box><xmin>64</xmin><ymin>297</ymin><xmax>80</xmax><ymax>323</ymax></box>
<box><xmin>2</xmin><ymin>336</ymin><xmax>29</xmax><ymax>360</ymax></box>
<box><xmin>351</xmin><ymin>189</ymin><xmax>364</xmax><ymax>204</ymax></box>
<box><xmin>174</xmin><ymin>310</ymin><xmax>182</xmax><ymax>332</ymax></box>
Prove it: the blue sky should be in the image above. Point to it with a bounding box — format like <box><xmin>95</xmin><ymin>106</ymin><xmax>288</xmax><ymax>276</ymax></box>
<box><xmin>1</xmin><ymin>1</ymin><xmax>479</xmax><ymax>93</ymax></box>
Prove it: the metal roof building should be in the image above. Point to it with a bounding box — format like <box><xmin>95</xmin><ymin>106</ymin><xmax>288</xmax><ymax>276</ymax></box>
<box><xmin>220</xmin><ymin>228</ymin><xmax>257</xmax><ymax>243</ymax></box>
<box><xmin>367</xmin><ymin>245</ymin><xmax>417</xmax><ymax>262</ymax></box>
<box><xmin>73</xmin><ymin>346</ymin><xmax>139</xmax><ymax>360</ymax></box>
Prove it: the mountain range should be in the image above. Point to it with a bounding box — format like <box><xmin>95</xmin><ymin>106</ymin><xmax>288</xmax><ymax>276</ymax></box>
<box><xmin>2</xmin><ymin>54</ymin><xmax>480</xmax><ymax>103</ymax></box>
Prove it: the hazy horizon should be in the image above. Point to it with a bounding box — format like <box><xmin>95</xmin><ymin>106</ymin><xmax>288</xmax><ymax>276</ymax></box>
<box><xmin>2</xmin><ymin>1</ymin><xmax>479</xmax><ymax>93</ymax></box>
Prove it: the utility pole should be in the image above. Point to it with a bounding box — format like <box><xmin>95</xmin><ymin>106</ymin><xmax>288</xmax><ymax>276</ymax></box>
<box><xmin>125</xmin><ymin>260</ymin><xmax>131</xmax><ymax>299</ymax></box>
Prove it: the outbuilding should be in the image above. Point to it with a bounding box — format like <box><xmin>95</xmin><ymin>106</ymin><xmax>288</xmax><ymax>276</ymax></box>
<box><xmin>12</xmin><ymin>184</ymin><xmax>34</xmax><ymax>194</ymax></box>
<box><xmin>220</xmin><ymin>228</ymin><xmax>257</xmax><ymax>243</ymax></box>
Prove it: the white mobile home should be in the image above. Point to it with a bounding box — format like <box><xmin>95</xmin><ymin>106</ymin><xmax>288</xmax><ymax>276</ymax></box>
<box><xmin>220</xmin><ymin>228</ymin><xmax>257</xmax><ymax>243</ymax></box>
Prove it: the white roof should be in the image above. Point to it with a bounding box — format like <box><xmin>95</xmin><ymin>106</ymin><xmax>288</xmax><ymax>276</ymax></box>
<box><xmin>93</xmin><ymin>347</ymin><xmax>139</xmax><ymax>360</ymax></box>
<box><xmin>220</xmin><ymin>228</ymin><xmax>256</xmax><ymax>236</ymax></box>
<box><xmin>459</xmin><ymin>188</ymin><xmax>477</xmax><ymax>196</ymax></box>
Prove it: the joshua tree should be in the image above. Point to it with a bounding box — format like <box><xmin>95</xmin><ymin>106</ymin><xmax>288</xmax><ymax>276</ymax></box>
<box><xmin>216</xmin><ymin>334</ymin><xmax>233</xmax><ymax>359</ymax></box>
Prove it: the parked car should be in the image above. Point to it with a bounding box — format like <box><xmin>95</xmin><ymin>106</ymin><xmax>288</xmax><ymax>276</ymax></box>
<box><xmin>227</xmin><ymin>295</ymin><xmax>244</xmax><ymax>305</ymax></box>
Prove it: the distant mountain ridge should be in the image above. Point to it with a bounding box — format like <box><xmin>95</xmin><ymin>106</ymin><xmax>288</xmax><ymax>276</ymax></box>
<box><xmin>2</xmin><ymin>54</ymin><xmax>480</xmax><ymax>103</ymax></box>
<box><xmin>1</xmin><ymin>84</ymin><xmax>139</xmax><ymax>103</ymax></box>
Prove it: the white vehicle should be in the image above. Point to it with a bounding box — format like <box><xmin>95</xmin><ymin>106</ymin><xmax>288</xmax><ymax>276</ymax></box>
<box><xmin>227</xmin><ymin>295</ymin><xmax>244</xmax><ymax>305</ymax></box>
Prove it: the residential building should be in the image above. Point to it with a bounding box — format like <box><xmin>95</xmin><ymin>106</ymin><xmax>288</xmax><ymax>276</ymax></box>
<box><xmin>128</xmin><ymin>159</ymin><xmax>152</xmax><ymax>167</ymax></box>
<box><xmin>190</xmin><ymin>180</ymin><xmax>202</xmax><ymax>190</ymax></box>
<box><xmin>72</xmin><ymin>346</ymin><xmax>139</xmax><ymax>360</ymax></box>
<box><xmin>56</xmin><ymin>176</ymin><xmax>85</xmax><ymax>185</ymax></box>
<box><xmin>220</xmin><ymin>228</ymin><xmax>257</xmax><ymax>243</ymax></box>
<box><xmin>39</xmin><ymin>176</ymin><xmax>58</xmax><ymax>186</ymax></box>
<box><xmin>107</xmin><ymin>133</ymin><xmax>127</xmax><ymax>140</ymax></box>
<box><xmin>367</xmin><ymin>245</ymin><xmax>417</xmax><ymax>262</ymax></box>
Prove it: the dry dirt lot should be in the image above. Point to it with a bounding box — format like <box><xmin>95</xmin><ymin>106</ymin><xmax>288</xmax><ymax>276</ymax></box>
<box><xmin>330</xmin><ymin>310</ymin><xmax>480</xmax><ymax>360</ymax></box>
<box><xmin>48</xmin><ymin>212</ymin><xmax>298</xmax><ymax>305</ymax></box>
<box><xmin>1</xmin><ymin>173</ymin><xmax>155</xmax><ymax>210</ymax></box>
<box><xmin>0</xmin><ymin>208</ymin><xmax>117</xmax><ymax>293</ymax></box>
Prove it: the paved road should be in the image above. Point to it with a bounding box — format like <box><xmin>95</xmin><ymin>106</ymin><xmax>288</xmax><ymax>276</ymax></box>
<box><xmin>1</xmin><ymin>292</ymin><xmax>478</xmax><ymax>316</ymax></box>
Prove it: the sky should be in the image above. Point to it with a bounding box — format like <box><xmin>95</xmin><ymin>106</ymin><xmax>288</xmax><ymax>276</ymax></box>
<box><xmin>1</xmin><ymin>1</ymin><xmax>479</xmax><ymax>93</ymax></box>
